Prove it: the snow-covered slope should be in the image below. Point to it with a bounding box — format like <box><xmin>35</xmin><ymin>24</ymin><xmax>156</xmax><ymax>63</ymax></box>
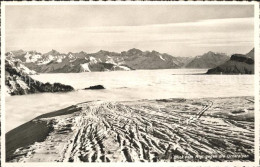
<box><xmin>5</xmin><ymin>55</ymin><xmax>37</xmax><ymax>75</ymax></box>
<box><xmin>6</xmin><ymin>97</ymin><xmax>254</xmax><ymax>162</ymax></box>
<box><xmin>5</xmin><ymin>58</ymin><xmax>74</xmax><ymax>96</ymax></box>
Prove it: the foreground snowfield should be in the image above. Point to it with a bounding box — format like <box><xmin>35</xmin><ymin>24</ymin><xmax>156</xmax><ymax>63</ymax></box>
<box><xmin>6</xmin><ymin>96</ymin><xmax>254</xmax><ymax>162</ymax></box>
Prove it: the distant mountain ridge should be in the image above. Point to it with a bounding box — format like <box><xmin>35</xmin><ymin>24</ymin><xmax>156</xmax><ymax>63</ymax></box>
<box><xmin>5</xmin><ymin>49</ymin><xmax>193</xmax><ymax>73</ymax></box>
<box><xmin>207</xmin><ymin>48</ymin><xmax>254</xmax><ymax>74</ymax></box>
<box><xmin>185</xmin><ymin>51</ymin><xmax>229</xmax><ymax>69</ymax></box>
<box><xmin>8</xmin><ymin>48</ymin><xmax>253</xmax><ymax>74</ymax></box>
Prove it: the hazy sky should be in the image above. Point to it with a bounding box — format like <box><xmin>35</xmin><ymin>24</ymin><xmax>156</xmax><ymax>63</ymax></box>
<box><xmin>5</xmin><ymin>5</ymin><xmax>254</xmax><ymax>57</ymax></box>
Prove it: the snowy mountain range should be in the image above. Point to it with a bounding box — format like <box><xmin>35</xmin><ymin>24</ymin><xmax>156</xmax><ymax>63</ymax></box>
<box><xmin>5</xmin><ymin>48</ymin><xmax>231</xmax><ymax>74</ymax></box>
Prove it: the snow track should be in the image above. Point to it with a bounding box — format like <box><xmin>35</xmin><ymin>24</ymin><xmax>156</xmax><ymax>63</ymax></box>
<box><xmin>8</xmin><ymin>97</ymin><xmax>254</xmax><ymax>162</ymax></box>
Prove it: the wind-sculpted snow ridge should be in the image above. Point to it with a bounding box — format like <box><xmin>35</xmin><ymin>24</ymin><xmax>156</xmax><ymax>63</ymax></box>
<box><xmin>6</xmin><ymin>97</ymin><xmax>254</xmax><ymax>162</ymax></box>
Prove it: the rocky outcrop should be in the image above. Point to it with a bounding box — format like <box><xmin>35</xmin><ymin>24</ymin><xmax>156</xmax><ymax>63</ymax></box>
<box><xmin>185</xmin><ymin>51</ymin><xmax>229</xmax><ymax>69</ymax></box>
<box><xmin>84</xmin><ymin>85</ymin><xmax>105</xmax><ymax>90</ymax></box>
<box><xmin>5</xmin><ymin>60</ymin><xmax>74</xmax><ymax>96</ymax></box>
<box><xmin>207</xmin><ymin>48</ymin><xmax>254</xmax><ymax>74</ymax></box>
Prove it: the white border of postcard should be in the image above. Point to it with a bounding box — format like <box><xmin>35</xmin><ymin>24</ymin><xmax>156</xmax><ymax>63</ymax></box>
<box><xmin>1</xmin><ymin>1</ymin><xmax>259</xmax><ymax>167</ymax></box>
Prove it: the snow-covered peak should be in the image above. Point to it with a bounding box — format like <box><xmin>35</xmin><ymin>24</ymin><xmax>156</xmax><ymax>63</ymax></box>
<box><xmin>57</xmin><ymin>58</ymin><xmax>62</xmax><ymax>63</ymax></box>
<box><xmin>80</xmin><ymin>63</ymin><xmax>91</xmax><ymax>72</ymax></box>
<box><xmin>24</xmin><ymin>52</ymin><xmax>42</xmax><ymax>63</ymax></box>
<box><xmin>105</xmin><ymin>55</ymin><xmax>117</xmax><ymax>64</ymax></box>
<box><xmin>47</xmin><ymin>55</ymin><xmax>55</xmax><ymax>61</ymax></box>
<box><xmin>159</xmin><ymin>55</ymin><xmax>166</xmax><ymax>61</ymax></box>
<box><xmin>69</xmin><ymin>54</ymin><xmax>75</xmax><ymax>59</ymax></box>
<box><xmin>89</xmin><ymin>56</ymin><xmax>97</xmax><ymax>64</ymax></box>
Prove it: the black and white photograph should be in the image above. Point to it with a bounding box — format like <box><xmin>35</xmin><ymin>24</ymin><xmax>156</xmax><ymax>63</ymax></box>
<box><xmin>1</xmin><ymin>2</ymin><xmax>259</xmax><ymax>165</ymax></box>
